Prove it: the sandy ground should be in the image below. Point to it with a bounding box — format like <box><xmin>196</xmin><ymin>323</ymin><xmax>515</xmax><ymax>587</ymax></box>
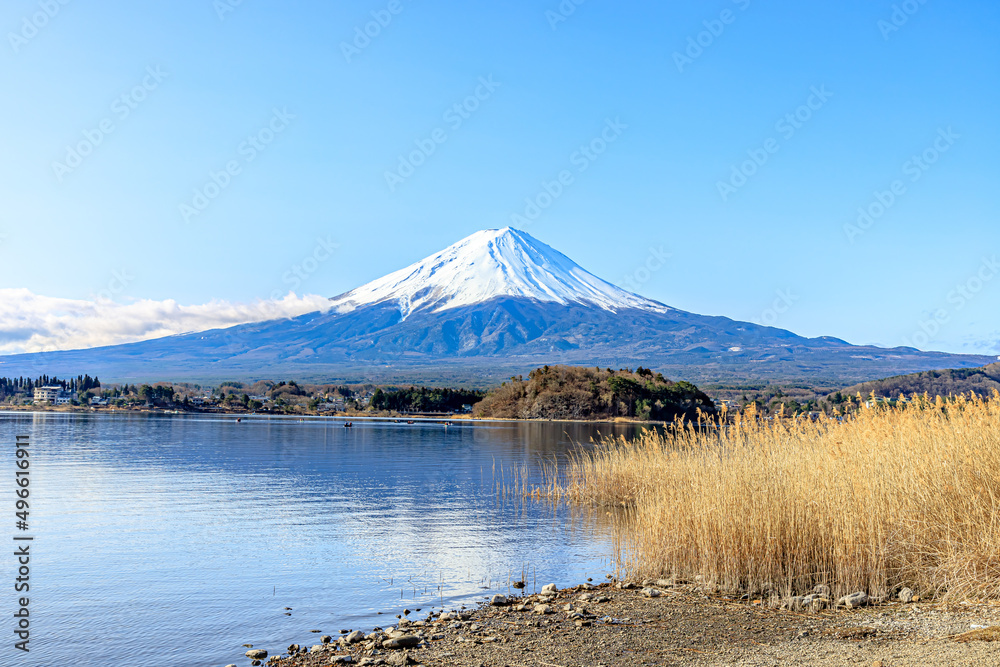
<box><xmin>255</xmin><ymin>581</ymin><xmax>1000</xmax><ymax>667</ymax></box>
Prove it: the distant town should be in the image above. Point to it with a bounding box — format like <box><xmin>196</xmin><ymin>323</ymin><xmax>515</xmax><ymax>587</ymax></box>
<box><xmin>2</xmin><ymin>374</ymin><xmax>482</xmax><ymax>416</ymax></box>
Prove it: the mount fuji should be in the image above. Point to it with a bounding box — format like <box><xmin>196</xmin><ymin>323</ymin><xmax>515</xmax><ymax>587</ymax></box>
<box><xmin>327</xmin><ymin>227</ymin><xmax>671</xmax><ymax>319</ymax></box>
<box><xmin>0</xmin><ymin>228</ymin><xmax>992</xmax><ymax>384</ymax></box>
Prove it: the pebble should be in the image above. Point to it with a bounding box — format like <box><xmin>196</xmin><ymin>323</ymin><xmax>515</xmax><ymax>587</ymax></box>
<box><xmin>533</xmin><ymin>604</ymin><xmax>553</xmax><ymax>615</ymax></box>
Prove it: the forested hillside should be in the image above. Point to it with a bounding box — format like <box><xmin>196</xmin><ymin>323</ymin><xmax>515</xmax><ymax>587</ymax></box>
<box><xmin>473</xmin><ymin>365</ymin><xmax>714</xmax><ymax>421</ymax></box>
<box><xmin>842</xmin><ymin>363</ymin><xmax>1000</xmax><ymax>399</ymax></box>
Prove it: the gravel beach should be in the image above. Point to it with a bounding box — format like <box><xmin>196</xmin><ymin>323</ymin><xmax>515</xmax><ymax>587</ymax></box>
<box><xmin>244</xmin><ymin>580</ymin><xmax>1000</xmax><ymax>667</ymax></box>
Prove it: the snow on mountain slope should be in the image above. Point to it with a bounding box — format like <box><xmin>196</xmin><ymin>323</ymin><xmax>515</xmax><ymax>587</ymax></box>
<box><xmin>328</xmin><ymin>228</ymin><xmax>672</xmax><ymax>319</ymax></box>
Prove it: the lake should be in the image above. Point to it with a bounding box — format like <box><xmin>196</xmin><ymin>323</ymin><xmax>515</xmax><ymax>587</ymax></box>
<box><xmin>0</xmin><ymin>412</ymin><xmax>649</xmax><ymax>667</ymax></box>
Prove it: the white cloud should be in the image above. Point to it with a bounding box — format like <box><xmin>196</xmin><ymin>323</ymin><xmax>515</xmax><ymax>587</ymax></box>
<box><xmin>0</xmin><ymin>289</ymin><xmax>331</xmax><ymax>355</ymax></box>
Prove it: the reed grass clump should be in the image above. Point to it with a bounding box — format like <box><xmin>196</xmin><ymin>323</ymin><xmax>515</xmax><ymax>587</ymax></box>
<box><xmin>545</xmin><ymin>392</ymin><xmax>1000</xmax><ymax>602</ymax></box>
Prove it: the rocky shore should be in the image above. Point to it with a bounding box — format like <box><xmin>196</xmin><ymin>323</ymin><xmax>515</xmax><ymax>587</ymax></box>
<box><xmin>233</xmin><ymin>580</ymin><xmax>1000</xmax><ymax>666</ymax></box>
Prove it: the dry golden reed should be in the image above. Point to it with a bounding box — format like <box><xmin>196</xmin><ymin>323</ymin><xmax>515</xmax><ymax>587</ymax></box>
<box><xmin>542</xmin><ymin>392</ymin><xmax>1000</xmax><ymax>602</ymax></box>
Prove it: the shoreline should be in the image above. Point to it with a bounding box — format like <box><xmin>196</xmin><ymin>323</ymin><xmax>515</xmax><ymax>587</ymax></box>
<box><xmin>0</xmin><ymin>404</ymin><xmax>670</xmax><ymax>426</ymax></box>
<box><xmin>248</xmin><ymin>579</ymin><xmax>1000</xmax><ymax>667</ymax></box>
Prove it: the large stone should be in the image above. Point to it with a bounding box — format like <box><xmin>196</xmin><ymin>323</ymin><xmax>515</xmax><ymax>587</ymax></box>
<box><xmin>533</xmin><ymin>604</ymin><xmax>553</xmax><ymax>615</ymax></box>
<box><xmin>386</xmin><ymin>652</ymin><xmax>416</xmax><ymax>666</ymax></box>
<box><xmin>383</xmin><ymin>634</ymin><xmax>421</xmax><ymax>649</ymax></box>
<box><xmin>838</xmin><ymin>591</ymin><xmax>869</xmax><ymax>609</ymax></box>
<box><xmin>345</xmin><ymin>630</ymin><xmax>366</xmax><ymax>644</ymax></box>
<box><xmin>799</xmin><ymin>594</ymin><xmax>828</xmax><ymax>611</ymax></box>
<box><xmin>540</xmin><ymin>583</ymin><xmax>559</xmax><ymax>595</ymax></box>
<box><xmin>490</xmin><ymin>594</ymin><xmax>509</xmax><ymax>606</ymax></box>
<box><xmin>245</xmin><ymin>649</ymin><xmax>268</xmax><ymax>660</ymax></box>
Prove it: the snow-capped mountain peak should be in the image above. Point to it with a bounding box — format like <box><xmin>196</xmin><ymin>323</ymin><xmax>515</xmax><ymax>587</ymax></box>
<box><xmin>328</xmin><ymin>227</ymin><xmax>671</xmax><ymax>318</ymax></box>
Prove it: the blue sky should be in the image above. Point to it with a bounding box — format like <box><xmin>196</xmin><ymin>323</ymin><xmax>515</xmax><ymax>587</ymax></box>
<box><xmin>1</xmin><ymin>0</ymin><xmax>998</xmax><ymax>356</ymax></box>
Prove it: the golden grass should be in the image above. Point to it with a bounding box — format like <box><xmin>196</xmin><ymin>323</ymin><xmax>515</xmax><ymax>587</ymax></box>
<box><xmin>539</xmin><ymin>392</ymin><xmax>1000</xmax><ymax>602</ymax></box>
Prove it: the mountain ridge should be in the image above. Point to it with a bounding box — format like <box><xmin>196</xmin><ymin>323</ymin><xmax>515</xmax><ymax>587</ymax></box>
<box><xmin>0</xmin><ymin>229</ymin><xmax>993</xmax><ymax>384</ymax></box>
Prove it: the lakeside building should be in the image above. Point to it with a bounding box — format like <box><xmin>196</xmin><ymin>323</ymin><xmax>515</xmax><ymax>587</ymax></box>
<box><xmin>33</xmin><ymin>386</ymin><xmax>74</xmax><ymax>405</ymax></box>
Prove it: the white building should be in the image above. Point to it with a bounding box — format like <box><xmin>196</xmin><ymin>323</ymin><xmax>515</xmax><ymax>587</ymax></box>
<box><xmin>34</xmin><ymin>386</ymin><xmax>73</xmax><ymax>405</ymax></box>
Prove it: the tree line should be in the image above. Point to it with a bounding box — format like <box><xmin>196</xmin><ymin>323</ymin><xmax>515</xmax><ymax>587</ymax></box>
<box><xmin>0</xmin><ymin>374</ymin><xmax>101</xmax><ymax>400</ymax></box>
<box><xmin>370</xmin><ymin>386</ymin><xmax>485</xmax><ymax>413</ymax></box>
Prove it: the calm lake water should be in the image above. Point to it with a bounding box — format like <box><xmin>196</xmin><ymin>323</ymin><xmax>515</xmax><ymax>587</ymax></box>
<box><xmin>0</xmin><ymin>412</ymin><xmax>650</xmax><ymax>667</ymax></box>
